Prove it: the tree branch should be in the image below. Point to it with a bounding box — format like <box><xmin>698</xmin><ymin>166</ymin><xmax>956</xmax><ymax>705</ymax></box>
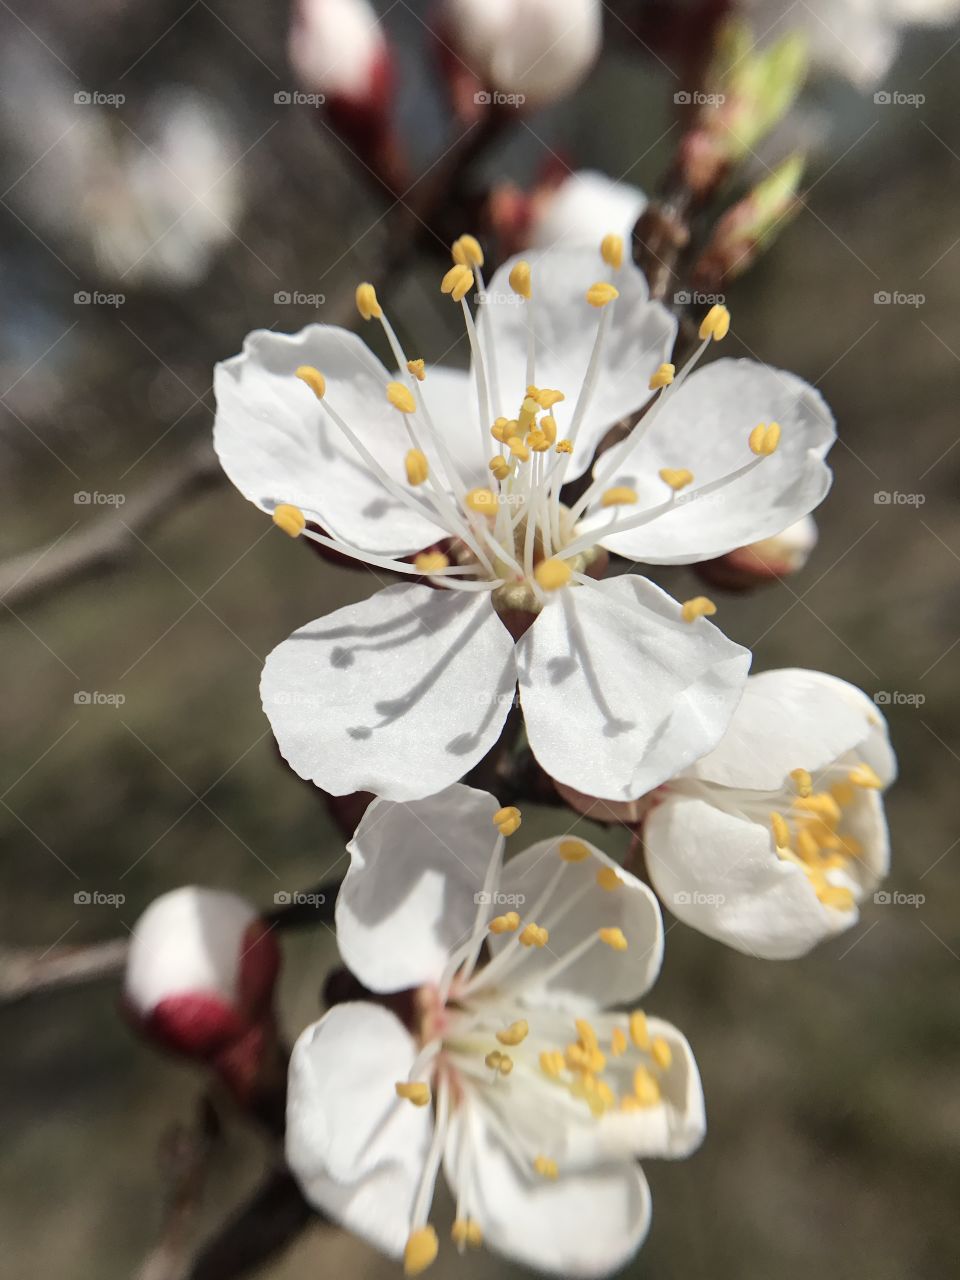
<box><xmin>0</xmin><ymin>937</ymin><xmax>129</xmax><ymax>1002</ymax></box>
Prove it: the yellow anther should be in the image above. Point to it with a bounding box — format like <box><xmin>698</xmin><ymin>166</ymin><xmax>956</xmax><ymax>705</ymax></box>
<box><xmin>507</xmin><ymin>435</ymin><xmax>530</xmax><ymax>462</ymax></box>
<box><xmin>404</xmin><ymin>1227</ymin><xmax>439</xmax><ymax>1277</ymax></box>
<box><xmin>406</xmin><ymin>358</ymin><xmax>426</xmax><ymax>381</ymax></box>
<box><xmin>272</xmin><ymin>504</ymin><xmax>306</xmax><ymax>538</ymax></box>
<box><xmin>441</xmin><ymin>263</ymin><xmax>474</xmax><ymax>302</ymax></box>
<box><xmin>536</xmin><ymin>389</ymin><xmax>565</xmax><ymax>409</ymax></box>
<box><xmin>795</xmin><ymin>792</ymin><xmax>841</xmax><ymax>824</ymax></box>
<box><xmin>539</xmin><ymin>415</ymin><xmax>557</xmax><ymax>444</ymax></box>
<box><xmin>791</xmin><ymin>768</ymin><xmax>813</xmax><ymax>798</ymax></box>
<box><xmin>587</xmin><ymin>281</ymin><xmax>620</xmax><ymax>308</ymax></box>
<box><xmin>387</xmin><ymin>381</ymin><xmax>417</xmax><ymax>413</ymax></box>
<box><xmin>831</xmin><ymin>781</ymin><xmax>856</xmax><ymax>806</ymax></box>
<box><xmin>848</xmin><ymin>763</ymin><xmax>883</xmax><ymax>790</ymax></box>
<box><xmin>415</xmin><ymin>551</ymin><xmax>450</xmax><ymax>574</ymax></box>
<box><xmin>575</xmin><ymin>1018</ymin><xmax>599</xmax><ymax>1051</ymax></box>
<box><xmin>797</xmin><ymin>825</ymin><xmax>821</xmax><ymax>863</ymax></box>
<box><xmin>484</xmin><ymin>1050</ymin><xmax>503</xmax><ymax>1070</ymax></box>
<box><xmin>519</xmin><ymin>923</ymin><xmax>549</xmax><ymax>948</ymax></box>
<box><xmin>596</xmin><ymin>866</ymin><xmax>623</xmax><ymax>891</ymax></box>
<box><xmin>295</xmin><ymin>365</ymin><xmax>326</xmax><ymax>399</ymax></box>
<box><xmin>489</xmin><ymin>454</ymin><xmax>511</xmax><ymax>481</ymax></box>
<box><xmin>699</xmin><ymin>303</ymin><xmax>730</xmax><ymax>341</ymax></box>
<box><xmin>611</xmin><ymin>1027</ymin><xmax>628</xmax><ymax>1057</ymax></box>
<box><xmin>355</xmin><ymin>283</ymin><xmax>382</xmax><ymax>321</ymax></box>
<box><xmin>659</xmin><ymin>467</ymin><xmax>694</xmax><ymax>491</ymax></box>
<box><xmin>534</xmin><ymin>557</ymin><xmax>572</xmax><ymax>592</ymax></box>
<box><xmin>490</xmin><ymin>416</ymin><xmax>511</xmax><ymax>443</ymax></box>
<box><xmin>818</xmin><ymin>883</ymin><xmax>856</xmax><ymax>912</ymax></box>
<box><xmin>395</xmin><ymin>1081</ymin><xmax>431</xmax><ymax>1106</ymax></box>
<box><xmin>465</xmin><ymin>487</ymin><xmax>498</xmax><ymax>514</ymax></box>
<box><xmin>558</xmin><ymin>838</ymin><xmax>590</xmax><ymax>862</ymax></box>
<box><xmin>519</xmin><ymin>395</ymin><xmax>539</xmax><ymax>428</ymax></box>
<box><xmin>451</xmin><ymin>234</ymin><xmax>484</xmax><ymax>268</ymax></box>
<box><xmin>600</xmin><ymin>486</ymin><xmax>638</xmax><ymax>509</ymax></box>
<box><xmin>405</xmin><ymin>449</ymin><xmax>429</xmax><ymax>486</ymax></box>
<box><xmin>600</xmin><ymin>232</ymin><xmax>624</xmax><ymax>270</ymax></box>
<box><xmin>539</xmin><ymin>1049</ymin><xmax>565</xmax><ymax>1078</ymax></box>
<box><xmin>527</xmin><ymin>429</ymin><xmax>550</xmax><ymax>452</ymax></box>
<box><xmin>598</xmin><ymin>927</ymin><xmax>628</xmax><ymax>951</ymax></box>
<box><xmin>489</xmin><ymin>911</ymin><xmax>520</xmax><ymax>934</ymax></box>
<box><xmin>533</xmin><ymin>1155</ymin><xmax>559</xmax><ymax>1180</ymax></box>
<box><xmin>493</xmin><ymin>805</ymin><xmax>522</xmax><ymax>836</ymax></box>
<box><xmin>498</xmin><ymin>1053</ymin><xmax>514</xmax><ymax>1076</ymax></box>
<box><xmin>681</xmin><ymin>596</ymin><xmax>717</xmax><ymax>623</ymax></box>
<box><xmin>594</xmin><ymin>1079</ymin><xmax>616</xmax><ymax>1110</ymax></box>
<box><xmin>748</xmin><ymin>421</ymin><xmax>782</xmax><ymax>456</ymax></box>
<box><xmin>771</xmin><ymin>811</ymin><xmax>791</xmax><ymax>849</ymax></box>
<box><xmin>632</xmin><ymin>1066</ymin><xmax>662</xmax><ymax>1106</ymax></box>
<box><xmin>629</xmin><ymin>1011</ymin><xmax>650</xmax><ymax>1050</ymax></box>
<box><xmin>497</xmin><ymin>1020</ymin><xmax>529</xmax><ymax>1046</ymax></box>
<box><xmin>648</xmin><ymin>362</ymin><xmax>675</xmax><ymax>390</ymax></box>
<box><xmin>651</xmin><ymin>1036</ymin><xmax>672</xmax><ymax>1070</ymax></box>
<box><xmin>451</xmin><ymin>1219</ymin><xmax>483</xmax><ymax>1249</ymax></box>
<box><xmin>509</xmin><ymin>260</ymin><xmax>532</xmax><ymax>299</ymax></box>
<box><xmin>555</xmin><ymin>439</ymin><xmax>573</xmax><ymax>454</ymax></box>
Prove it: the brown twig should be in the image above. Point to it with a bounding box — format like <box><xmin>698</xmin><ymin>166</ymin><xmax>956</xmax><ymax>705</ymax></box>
<box><xmin>0</xmin><ymin>936</ymin><xmax>130</xmax><ymax>1002</ymax></box>
<box><xmin>186</xmin><ymin>1168</ymin><xmax>318</xmax><ymax>1280</ymax></box>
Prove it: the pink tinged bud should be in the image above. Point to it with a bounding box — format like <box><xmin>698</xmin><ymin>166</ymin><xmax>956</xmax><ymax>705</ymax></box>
<box><xmin>124</xmin><ymin>887</ymin><xmax>280</xmax><ymax>1061</ymax></box>
<box><xmin>552</xmin><ymin>778</ymin><xmax>658</xmax><ymax>826</ymax></box>
<box><xmin>696</xmin><ymin>516</ymin><xmax>818</xmax><ymax>592</ymax></box>
<box><xmin>439</xmin><ymin>0</ymin><xmax>602</xmax><ymax>106</ymax></box>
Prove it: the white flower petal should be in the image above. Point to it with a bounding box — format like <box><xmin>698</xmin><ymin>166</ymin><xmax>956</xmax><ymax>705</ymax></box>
<box><xmin>493</xmin><ymin>837</ymin><xmax>663</xmax><ymax>1008</ymax></box>
<box><xmin>479</xmin><ymin>248</ymin><xmax>676</xmax><ymax>481</ymax></box>
<box><xmin>530</xmin><ymin>170</ymin><xmax>647</xmax><ymax>252</ymax></box>
<box><xmin>338</xmin><ymin>784</ymin><xmax>502</xmax><ymax>993</ymax></box>
<box><xmin>261</xmin><ymin>584</ymin><xmax>517</xmax><ymax>802</ymax></box>
<box><xmin>286</xmin><ymin>1004</ymin><xmax>432</xmax><ymax>1257</ymax></box>
<box><xmin>412</xmin><ymin>363</ymin><xmax>487</xmax><ymax>486</ymax></box>
<box><xmin>443</xmin><ymin>1094</ymin><xmax>651</xmax><ymax>1277</ymax></box>
<box><xmin>214</xmin><ymin>325</ymin><xmax>445</xmax><ymax>554</ymax></box>
<box><xmin>645</xmin><ymin>796</ymin><xmax>852</xmax><ymax>959</ymax></box>
<box><xmin>517</xmin><ymin>576</ymin><xmax>750</xmax><ymax>801</ymax></box>
<box><xmin>590</xmin><ymin>359</ymin><xmax>835</xmax><ymax>563</ymax></box>
<box><xmin>687</xmin><ymin>668</ymin><xmax>894</xmax><ymax>792</ymax></box>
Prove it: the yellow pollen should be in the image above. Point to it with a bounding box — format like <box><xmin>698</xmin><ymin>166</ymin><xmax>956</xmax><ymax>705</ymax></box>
<box><xmin>601</xmin><ymin>485</ymin><xmax>638</xmax><ymax>508</ymax></box>
<box><xmin>539</xmin><ymin>1049</ymin><xmax>565</xmax><ymax>1078</ymax></box>
<box><xmin>387</xmin><ymin>381</ymin><xmax>417</xmax><ymax>413</ymax></box>
<box><xmin>441</xmin><ymin>263</ymin><xmax>474</xmax><ymax>302</ymax></box>
<box><xmin>395</xmin><ymin>1081</ymin><xmax>431</xmax><ymax>1106</ymax></box>
<box><xmin>451</xmin><ymin>234</ymin><xmax>484</xmax><ymax>268</ymax></box>
<box><xmin>771</xmin><ymin>811</ymin><xmax>791</xmax><ymax>849</ymax></box>
<box><xmin>465</xmin><ymin>487</ymin><xmax>498</xmax><ymax>515</ymax></box>
<box><xmin>406</xmin><ymin>358</ymin><xmax>426</xmax><ymax>381</ymax></box>
<box><xmin>404</xmin><ymin>1227</ymin><xmax>439</xmax><ymax>1276</ymax></box>
<box><xmin>533</xmin><ymin>1155</ymin><xmax>559</xmax><ymax>1180</ymax></box>
<box><xmin>596</xmin><ymin>866</ymin><xmax>623</xmax><ymax>891</ymax></box>
<box><xmin>558</xmin><ymin>838</ymin><xmax>590</xmax><ymax>862</ymax></box>
<box><xmin>497</xmin><ymin>1019</ymin><xmax>529</xmax><ymax>1046</ymax></box>
<box><xmin>555</xmin><ymin>439</ymin><xmax>573</xmax><ymax>454</ymax></box>
<box><xmin>527</xmin><ymin>429</ymin><xmax>550</xmax><ymax>452</ymax></box>
<box><xmin>498</xmin><ymin>1053</ymin><xmax>514</xmax><ymax>1076</ymax></box>
<box><xmin>489</xmin><ymin>454</ymin><xmax>511</xmax><ymax>481</ymax></box>
<box><xmin>484</xmin><ymin>1050</ymin><xmax>502</xmax><ymax>1070</ymax></box>
<box><xmin>587</xmin><ymin>281</ymin><xmax>620</xmax><ymax>307</ymax></box>
<box><xmin>451</xmin><ymin>1219</ymin><xmax>482</xmax><ymax>1249</ymax></box>
<box><xmin>632</xmin><ymin>1066</ymin><xmax>662</xmax><ymax>1106</ymax></box>
<box><xmin>598</xmin><ymin>927</ymin><xmax>628</xmax><ymax>951</ymax></box>
<box><xmin>493</xmin><ymin>805</ymin><xmax>522</xmax><ymax>836</ymax></box>
<box><xmin>536</xmin><ymin>389</ymin><xmax>565</xmax><ymax>409</ymax></box>
<box><xmin>818</xmin><ymin>884</ymin><xmax>856</xmax><ymax>912</ymax></box>
<box><xmin>795</xmin><ymin>792</ymin><xmax>841</xmax><ymax>823</ymax></box>
<box><xmin>611</xmin><ymin>1027</ymin><xmax>627</xmax><ymax>1057</ymax></box>
<box><xmin>748</xmin><ymin>421</ymin><xmax>781</xmax><ymax>455</ymax></box>
<box><xmin>519</xmin><ymin>395</ymin><xmax>539</xmax><ymax>427</ymax></box>
<box><xmin>651</xmin><ymin>1036</ymin><xmax>673</xmax><ymax>1070</ymax></box>
<box><xmin>519</xmin><ymin>923</ymin><xmax>549</xmax><ymax>948</ymax></box>
<box><xmin>354</xmin><ymin>283</ymin><xmax>382</xmax><ymax>321</ymax></box>
<box><xmin>405</xmin><ymin>449</ymin><xmax>429</xmax><ymax>486</ymax></box>
<box><xmin>699</xmin><ymin>303</ymin><xmax>731</xmax><ymax>341</ymax></box>
<box><xmin>600</xmin><ymin>232</ymin><xmax>624</xmax><ymax>270</ymax></box>
<box><xmin>649</xmin><ymin>362</ymin><xmax>675</xmax><ymax>390</ymax></box>
<box><xmin>539</xmin><ymin>415</ymin><xmax>557</xmax><ymax>443</ymax></box>
<box><xmin>534</xmin><ymin>558</ymin><xmax>572</xmax><ymax>591</ymax></box>
<box><xmin>791</xmin><ymin>768</ymin><xmax>813</xmax><ymax>797</ymax></box>
<box><xmin>295</xmin><ymin>365</ymin><xmax>326</xmax><ymax>399</ymax></box>
<box><xmin>509</xmin><ymin>260</ymin><xmax>532</xmax><ymax>299</ymax></box>
<box><xmin>659</xmin><ymin>467</ymin><xmax>694</xmax><ymax>491</ymax></box>
<box><xmin>272</xmin><ymin>504</ymin><xmax>306</xmax><ymax>538</ymax></box>
<box><xmin>415</xmin><ymin>551</ymin><xmax>450</xmax><ymax>574</ymax></box>
<box><xmin>629</xmin><ymin>1011</ymin><xmax>650</xmax><ymax>1050</ymax></box>
<box><xmin>797</xmin><ymin>825</ymin><xmax>821</xmax><ymax>863</ymax></box>
<box><xmin>575</xmin><ymin>1019</ymin><xmax>599</xmax><ymax>1051</ymax></box>
<box><xmin>849</xmin><ymin>763</ymin><xmax>883</xmax><ymax>789</ymax></box>
<box><xmin>507</xmin><ymin>435</ymin><xmax>530</xmax><ymax>462</ymax></box>
<box><xmin>489</xmin><ymin>911</ymin><xmax>520</xmax><ymax>934</ymax></box>
<box><xmin>490</xmin><ymin>417</ymin><xmax>510</xmax><ymax>443</ymax></box>
<box><xmin>681</xmin><ymin>596</ymin><xmax>717</xmax><ymax>623</ymax></box>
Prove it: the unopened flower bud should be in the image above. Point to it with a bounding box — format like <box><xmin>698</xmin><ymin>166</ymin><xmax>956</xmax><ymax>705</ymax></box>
<box><xmin>695</xmin><ymin>516</ymin><xmax>818</xmax><ymax>591</ymax></box>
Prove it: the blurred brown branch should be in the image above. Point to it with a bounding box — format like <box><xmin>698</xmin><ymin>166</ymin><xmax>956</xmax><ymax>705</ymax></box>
<box><xmin>0</xmin><ymin>936</ymin><xmax>129</xmax><ymax>1002</ymax></box>
<box><xmin>186</xmin><ymin>1169</ymin><xmax>318</xmax><ymax>1280</ymax></box>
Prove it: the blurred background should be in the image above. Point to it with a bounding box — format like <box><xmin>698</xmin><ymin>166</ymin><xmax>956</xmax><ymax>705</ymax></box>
<box><xmin>1</xmin><ymin>1</ymin><xmax>959</xmax><ymax>1278</ymax></box>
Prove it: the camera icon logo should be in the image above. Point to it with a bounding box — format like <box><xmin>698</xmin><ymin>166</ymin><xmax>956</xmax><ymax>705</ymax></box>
<box><xmin>274</xmin><ymin>890</ymin><xmax>292</xmax><ymax>904</ymax></box>
<box><xmin>874</xmin><ymin>690</ymin><xmax>891</xmax><ymax>705</ymax></box>
<box><xmin>874</xmin><ymin>291</ymin><xmax>891</xmax><ymax>304</ymax></box>
<box><xmin>873</xmin><ymin>890</ymin><xmax>891</xmax><ymax>904</ymax></box>
<box><xmin>874</xmin><ymin>491</ymin><xmax>892</xmax><ymax>504</ymax></box>
<box><xmin>274</xmin><ymin>91</ymin><xmax>292</xmax><ymax>105</ymax></box>
<box><xmin>74</xmin><ymin>491</ymin><xmax>91</xmax><ymax>504</ymax></box>
<box><xmin>473</xmin><ymin>890</ymin><xmax>492</xmax><ymax>905</ymax></box>
<box><xmin>473</xmin><ymin>90</ymin><xmax>492</xmax><ymax>105</ymax></box>
<box><xmin>74</xmin><ymin>291</ymin><xmax>91</xmax><ymax>305</ymax></box>
<box><xmin>874</xmin><ymin>91</ymin><xmax>892</xmax><ymax>104</ymax></box>
<box><xmin>673</xmin><ymin>890</ymin><xmax>692</xmax><ymax>905</ymax></box>
<box><xmin>74</xmin><ymin>890</ymin><xmax>91</xmax><ymax>904</ymax></box>
<box><xmin>74</xmin><ymin>691</ymin><xmax>91</xmax><ymax>704</ymax></box>
<box><xmin>274</xmin><ymin>291</ymin><xmax>291</xmax><ymax>304</ymax></box>
<box><xmin>673</xmin><ymin>91</ymin><xmax>692</xmax><ymax>105</ymax></box>
<box><xmin>74</xmin><ymin>91</ymin><xmax>92</xmax><ymax>105</ymax></box>
<box><xmin>674</xmin><ymin>290</ymin><xmax>691</xmax><ymax>304</ymax></box>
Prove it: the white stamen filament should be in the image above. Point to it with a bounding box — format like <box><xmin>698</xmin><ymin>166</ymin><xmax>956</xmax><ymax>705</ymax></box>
<box><xmin>300</xmin><ymin>526</ymin><xmax>474</xmax><ymax>577</ymax></box>
<box><xmin>409</xmin><ymin>1073</ymin><xmax>451</xmax><ymax>1229</ymax></box>
<box><xmin>460</xmin><ymin>298</ymin><xmax>492</xmax><ymax>462</ymax></box>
